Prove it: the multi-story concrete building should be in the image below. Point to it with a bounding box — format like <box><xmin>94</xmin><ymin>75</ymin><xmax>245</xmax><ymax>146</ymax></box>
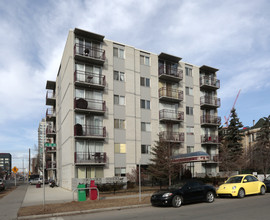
<box><xmin>45</xmin><ymin>28</ymin><xmax>220</xmax><ymax>190</ymax></box>
<box><xmin>0</xmin><ymin>153</ymin><xmax>12</xmax><ymax>176</ymax></box>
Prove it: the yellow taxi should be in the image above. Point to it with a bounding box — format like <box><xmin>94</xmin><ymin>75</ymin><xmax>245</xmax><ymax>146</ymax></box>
<box><xmin>216</xmin><ymin>174</ymin><xmax>266</xmax><ymax>198</ymax></box>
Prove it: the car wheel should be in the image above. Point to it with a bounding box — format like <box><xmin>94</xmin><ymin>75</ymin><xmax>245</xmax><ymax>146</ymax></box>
<box><xmin>172</xmin><ymin>195</ymin><xmax>183</xmax><ymax>208</ymax></box>
<box><xmin>260</xmin><ymin>186</ymin><xmax>266</xmax><ymax>195</ymax></box>
<box><xmin>206</xmin><ymin>191</ymin><xmax>215</xmax><ymax>203</ymax></box>
<box><xmin>238</xmin><ymin>188</ymin><xmax>245</xmax><ymax>198</ymax></box>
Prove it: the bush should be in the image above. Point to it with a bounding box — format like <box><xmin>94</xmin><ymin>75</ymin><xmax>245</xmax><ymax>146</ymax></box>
<box><xmin>97</xmin><ymin>183</ymin><xmax>125</xmax><ymax>192</ymax></box>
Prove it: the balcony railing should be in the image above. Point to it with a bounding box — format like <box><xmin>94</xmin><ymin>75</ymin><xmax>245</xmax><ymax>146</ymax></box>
<box><xmin>200</xmin><ymin>76</ymin><xmax>220</xmax><ymax>89</ymax></box>
<box><xmin>74</xmin><ymin>43</ymin><xmax>105</xmax><ymax>62</ymax></box>
<box><xmin>74</xmin><ymin>70</ymin><xmax>106</xmax><ymax>89</ymax></box>
<box><xmin>159</xmin><ymin>131</ymin><xmax>185</xmax><ymax>142</ymax></box>
<box><xmin>46</xmin><ymin>161</ymin><xmax>56</xmax><ymax>169</ymax></box>
<box><xmin>46</xmin><ymin>127</ymin><xmax>56</xmax><ymax>136</ymax></box>
<box><xmin>74</xmin><ymin>152</ymin><xmax>107</xmax><ymax>164</ymax></box>
<box><xmin>46</xmin><ymin>108</ymin><xmax>56</xmax><ymax>121</ymax></box>
<box><xmin>200</xmin><ymin>96</ymin><xmax>220</xmax><ymax>108</ymax></box>
<box><xmin>46</xmin><ymin>90</ymin><xmax>56</xmax><ymax>106</ymax></box>
<box><xmin>159</xmin><ymin>65</ymin><xmax>183</xmax><ymax>81</ymax></box>
<box><xmin>159</xmin><ymin>109</ymin><xmax>184</xmax><ymax>122</ymax></box>
<box><xmin>159</xmin><ymin>87</ymin><xmax>183</xmax><ymax>102</ymax></box>
<box><xmin>74</xmin><ymin>124</ymin><xmax>106</xmax><ymax>138</ymax></box>
<box><xmin>201</xmin><ymin>135</ymin><xmax>219</xmax><ymax>144</ymax></box>
<box><xmin>74</xmin><ymin>98</ymin><xmax>106</xmax><ymax>113</ymax></box>
<box><xmin>201</xmin><ymin>115</ymin><xmax>221</xmax><ymax>126</ymax></box>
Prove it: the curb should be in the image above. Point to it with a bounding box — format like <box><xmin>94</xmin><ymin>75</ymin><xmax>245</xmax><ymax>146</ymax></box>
<box><xmin>17</xmin><ymin>204</ymin><xmax>150</xmax><ymax>219</ymax></box>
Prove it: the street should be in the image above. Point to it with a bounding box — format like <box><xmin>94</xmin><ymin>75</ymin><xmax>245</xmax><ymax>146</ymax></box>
<box><xmin>38</xmin><ymin>193</ymin><xmax>270</xmax><ymax>220</ymax></box>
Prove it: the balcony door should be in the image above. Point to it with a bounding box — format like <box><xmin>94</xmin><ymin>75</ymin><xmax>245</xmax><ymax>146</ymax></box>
<box><xmin>76</xmin><ymin>64</ymin><xmax>85</xmax><ymax>82</ymax></box>
<box><xmin>87</xmin><ymin>116</ymin><xmax>103</xmax><ymax>136</ymax></box>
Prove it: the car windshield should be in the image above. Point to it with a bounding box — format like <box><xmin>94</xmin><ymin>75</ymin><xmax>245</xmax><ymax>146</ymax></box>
<box><xmin>168</xmin><ymin>182</ymin><xmax>186</xmax><ymax>190</ymax></box>
<box><xmin>226</xmin><ymin>176</ymin><xmax>243</xmax><ymax>183</ymax></box>
<box><xmin>266</xmin><ymin>176</ymin><xmax>270</xmax><ymax>181</ymax></box>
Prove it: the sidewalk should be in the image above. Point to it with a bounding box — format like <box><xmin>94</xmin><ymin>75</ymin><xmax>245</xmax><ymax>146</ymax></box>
<box><xmin>0</xmin><ymin>184</ymin><xmax>28</xmax><ymax>220</ymax></box>
<box><xmin>22</xmin><ymin>184</ymin><xmax>74</xmax><ymax>207</ymax></box>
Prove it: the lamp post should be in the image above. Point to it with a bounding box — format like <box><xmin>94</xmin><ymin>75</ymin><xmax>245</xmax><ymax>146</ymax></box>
<box><xmin>139</xmin><ymin>160</ymin><xmax>141</xmax><ymax>202</ymax></box>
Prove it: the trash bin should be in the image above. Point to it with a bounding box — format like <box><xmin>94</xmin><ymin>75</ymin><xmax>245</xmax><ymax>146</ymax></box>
<box><xmin>36</xmin><ymin>183</ymin><xmax>41</xmax><ymax>188</ymax></box>
<box><xmin>77</xmin><ymin>184</ymin><xmax>86</xmax><ymax>201</ymax></box>
<box><xmin>89</xmin><ymin>180</ymin><xmax>98</xmax><ymax>200</ymax></box>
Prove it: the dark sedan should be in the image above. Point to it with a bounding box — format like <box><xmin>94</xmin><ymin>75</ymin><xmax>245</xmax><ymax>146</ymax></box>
<box><xmin>151</xmin><ymin>180</ymin><xmax>216</xmax><ymax>208</ymax></box>
<box><xmin>263</xmin><ymin>175</ymin><xmax>270</xmax><ymax>192</ymax></box>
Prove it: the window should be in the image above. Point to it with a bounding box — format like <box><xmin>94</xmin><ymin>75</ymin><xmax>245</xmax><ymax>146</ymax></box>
<box><xmin>113</xmin><ymin>47</ymin><xmax>124</xmax><ymax>58</ymax></box>
<box><xmin>141</xmin><ymin>145</ymin><xmax>151</xmax><ymax>154</ymax></box>
<box><xmin>140</xmin><ymin>55</ymin><xmax>150</xmax><ymax>66</ymax></box>
<box><xmin>115</xmin><ymin>144</ymin><xmax>126</xmax><ymax>153</ymax></box>
<box><xmin>141</xmin><ymin>99</ymin><xmax>150</xmax><ymax>109</ymax></box>
<box><xmin>114</xmin><ymin>119</ymin><xmax>126</xmax><ymax>129</ymax></box>
<box><xmin>185</xmin><ymin>67</ymin><xmax>192</xmax><ymax>76</ymax></box>
<box><xmin>115</xmin><ymin>167</ymin><xmax>126</xmax><ymax>176</ymax></box>
<box><xmin>187</xmin><ymin>146</ymin><xmax>194</xmax><ymax>154</ymax></box>
<box><xmin>114</xmin><ymin>71</ymin><xmax>125</xmax><ymax>81</ymax></box>
<box><xmin>185</xmin><ymin>87</ymin><xmax>193</xmax><ymax>96</ymax></box>
<box><xmin>141</xmin><ymin>122</ymin><xmax>151</xmax><ymax>132</ymax></box>
<box><xmin>186</xmin><ymin>126</ymin><xmax>194</xmax><ymax>135</ymax></box>
<box><xmin>140</xmin><ymin>77</ymin><xmax>150</xmax><ymax>87</ymax></box>
<box><xmin>114</xmin><ymin>95</ymin><xmax>125</xmax><ymax>105</ymax></box>
<box><xmin>186</xmin><ymin>106</ymin><xmax>193</xmax><ymax>115</ymax></box>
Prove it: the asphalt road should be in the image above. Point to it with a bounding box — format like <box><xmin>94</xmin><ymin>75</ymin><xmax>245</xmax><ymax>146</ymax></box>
<box><xmin>38</xmin><ymin>193</ymin><xmax>270</xmax><ymax>220</ymax></box>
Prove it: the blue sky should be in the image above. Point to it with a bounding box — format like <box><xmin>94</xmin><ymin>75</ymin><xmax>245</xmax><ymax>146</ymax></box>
<box><xmin>0</xmin><ymin>0</ymin><xmax>270</xmax><ymax>169</ymax></box>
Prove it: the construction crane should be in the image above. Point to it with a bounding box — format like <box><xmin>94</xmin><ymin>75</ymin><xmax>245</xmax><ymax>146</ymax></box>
<box><xmin>224</xmin><ymin>89</ymin><xmax>241</xmax><ymax>127</ymax></box>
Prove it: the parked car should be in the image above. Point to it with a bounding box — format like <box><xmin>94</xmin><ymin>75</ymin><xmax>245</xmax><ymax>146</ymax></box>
<box><xmin>263</xmin><ymin>175</ymin><xmax>270</xmax><ymax>192</ymax></box>
<box><xmin>150</xmin><ymin>179</ymin><xmax>216</xmax><ymax>208</ymax></box>
<box><xmin>0</xmin><ymin>179</ymin><xmax>5</xmax><ymax>191</ymax></box>
<box><xmin>216</xmin><ymin>174</ymin><xmax>266</xmax><ymax>198</ymax></box>
<box><xmin>29</xmin><ymin>178</ymin><xmax>43</xmax><ymax>185</ymax></box>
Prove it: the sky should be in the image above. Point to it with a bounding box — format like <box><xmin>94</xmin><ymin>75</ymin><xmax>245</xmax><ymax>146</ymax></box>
<box><xmin>0</xmin><ymin>0</ymin><xmax>269</xmax><ymax>170</ymax></box>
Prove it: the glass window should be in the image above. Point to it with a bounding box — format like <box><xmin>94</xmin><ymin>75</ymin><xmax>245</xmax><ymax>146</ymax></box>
<box><xmin>114</xmin><ymin>119</ymin><xmax>125</xmax><ymax>129</ymax></box>
<box><xmin>141</xmin><ymin>145</ymin><xmax>150</xmax><ymax>154</ymax></box>
<box><xmin>186</xmin><ymin>87</ymin><xmax>193</xmax><ymax>96</ymax></box>
<box><xmin>146</xmin><ymin>78</ymin><xmax>150</xmax><ymax>87</ymax></box>
<box><xmin>115</xmin><ymin>144</ymin><xmax>126</xmax><ymax>153</ymax></box>
<box><xmin>186</xmin><ymin>106</ymin><xmax>193</xmax><ymax>115</ymax></box>
<box><xmin>114</xmin><ymin>95</ymin><xmax>125</xmax><ymax>105</ymax></box>
<box><xmin>119</xmin><ymin>49</ymin><xmax>124</xmax><ymax>59</ymax></box>
<box><xmin>114</xmin><ymin>95</ymin><xmax>119</xmax><ymax>105</ymax></box>
<box><xmin>120</xmin><ymin>72</ymin><xmax>125</xmax><ymax>81</ymax></box>
<box><xmin>115</xmin><ymin>167</ymin><xmax>126</xmax><ymax>176</ymax></box>
<box><xmin>113</xmin><ymin>47</ymin><xmax>124</xmax><ymax>59</ymax></box>
<box><xmin>141</xmin><ymin>99</ymin><xmax>145</xmax><ymax>109</ymax></box>
<box><xmin>185</xmin><ymin>67</ymin><xmax>192</xmax><ymax>76</ymax></box>
<box><xmin>113</xmin><ymin>47</ymin><xmax>118</xmax><ymax>57</ymax></box>
<box><xmin>146</xmin><ymin>100</ymin><xmax>150</xmax><ymax>109</ymax></box>
<box><xmin>141</xmin><ymin>122</ymin><xmax>151</xmax><ymax>132</ymax></box>
<box><xmin>140</xmin><ymin>77</ymin><xmax>145</xmax><ymax>86</ymax></box>
<box><xmin>187</xmin><ymin>146</ymin><xmax>194</xmax><ymax>154</ymax></box>
<box><xmin>187</xmin><ymin>126</ymin><xmax>194</xmax><ymax>135</ymax></box>
<box><xmin>140</xmin><ymin>55</ymin><xmax>150</xmax><ymax>66</ymax></box>
<box><xmin>114</xmin><ymin>71</ymin><xmax>119</xmax><ymax>80</ymax></box>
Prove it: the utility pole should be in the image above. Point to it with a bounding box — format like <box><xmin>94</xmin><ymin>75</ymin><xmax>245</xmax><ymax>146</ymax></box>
<box><xmin>28</xmin><ymin>148</ymin><xmax>31</xmax><ymax>182</ymax></box>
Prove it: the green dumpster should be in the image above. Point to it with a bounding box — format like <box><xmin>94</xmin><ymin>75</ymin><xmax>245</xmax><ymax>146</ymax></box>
<box><xmin>77</xmin><ymin>184</ymin><xmax>86</xmax><ymax>201</ymax></box>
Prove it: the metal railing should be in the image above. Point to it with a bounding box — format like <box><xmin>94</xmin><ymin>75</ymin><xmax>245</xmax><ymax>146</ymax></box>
<box><xmin>46</xmin><ymin>108</ymin><xmax>55</xmax><ymax>118</ymax></box>
<box><xmin>160</xmin><ymin>131</ymin><xmax>185</xmax><ymax>142</ymax></box>
<box><xmin>159</xmin><ymin>87</ymin><xmax>183</xmax><ymax>101</ymax></box>
<box><xmin>74</xmin><ymin>70</ymin><xmax>106</xmax><ymax>87</ymax></box>
<box><xmin>74</xmin><ymin>43</ymin><xmax>105</xmax><ymax>61</ymax></box>
<box><xmin>200</xmin><ymin>96</ymin><xmax>220</xmax><ymax>107</ymax></box>
<box><xmin>74</xmin><ymin>124</ymin><xmax>106</xmax><ymax>138</ymax></box>
<box><xmin>201</xmin><ymin>115</ymin><xmax>221</xmax><ymax>125</ymax></box>
<box><xmin>200</xmin><ymin>76</ymin><xmax>220</xmax><ymax>89</ymax></box>
<box><xmin>159</xmin><ymin>109</ymin><xmax>184</xmax><ymax>121</ymax></box>
<box><xmin>201</xmin><ymin>135</ymin><xmax>219</xmax><ymax>144</ymax></box>
<box><xmin>74</xmin><ymin>152</ymin><xmax>107</xmax><ymax>164</ymax></box>
<box><xmin>74</xmin><ymin>98</ymin><xmax>106</xmax><ymax>112</ymax></box>
<box><xmin>159</xmin><ymin>65</ymin><xmax>183</xmax><ymax>79</ymax></box>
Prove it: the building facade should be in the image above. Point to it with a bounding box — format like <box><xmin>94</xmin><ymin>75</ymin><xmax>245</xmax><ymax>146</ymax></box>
<box><xmin>45</xmin><ymin>28</ymin><xmax>220</xmax><ymax>190</ymax></box>
<box><xmin>0</xmin><ymin>153</ymin><xmax>12</xmax><ymax>176</ymax></box>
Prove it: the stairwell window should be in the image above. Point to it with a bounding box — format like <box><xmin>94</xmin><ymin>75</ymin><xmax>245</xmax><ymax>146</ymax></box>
<box><xmin>113</xmin><ymin>47</ymin><xmax>124</xmax><ymax>59</ymax></box>
<box><xmin>187</xmin><ymin>146</ymin><xmax>194</xmax><ymax>154</ymax></box>
<box><xmin>114</xmin><ymin>144</ymin><xmax>126</xmax><ymax>153</ymax></box>
<box><xmin>114</xmin><ymin>119</ymin><xmax>126</xmax><ymax>129</ymax></box>
<box><xmin>115</xmin><ymin>167</ymin><xmax>126</xmax><ymax>177</ymax></box>
<box><xmin>114</xmin><ymin>95</ymin><xmax>125</xmax><ymax>105</ymax></box>
<box><xmin>141</xmin><ymin>122</ymin><xmax>151</xmax><ymax>132</ymax></box>
<box><xmin>186</xmin><ymin>126</ymin><xmax>194</xmax><ymax>135</ymax></box>
<box><xmin>186</xmin><ymin>106</ymin><xmax>193</xmax><ymax>115</ymax></box>
<box><xmin>185</xmin><ymin>67</ymin><xmax>192</xmax><ymax>76</ymax></box>
<box><xmin>185</xmin><ymin>87</ymin><xmax>193</xmax><ymax>96</ymax></box>
<box><xmin>141</xmin><ymin>99</ymin><xmax>150</xmax><ymax>109</ymax></box>
<box><xmin>141</xmin><ymin>145</ymin><xmax>151</xmax><ymax>154</ymax></box>
<box><xmin>114</xmin><ymin>71</ymin><xmax>125</xmax><ymax>81</ymax></box>
<box><xmin>140</xmin><ymin>55</ymin><xmax>150</xmax><ymax>66</ymax></box>
<box><xmin>140</xmin><ymin>77</ymin><xmax>150</xmax><ymax>87</ymax></box>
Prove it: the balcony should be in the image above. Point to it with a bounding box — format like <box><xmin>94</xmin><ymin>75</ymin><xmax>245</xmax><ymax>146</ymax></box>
<box><xmin>46</xmin><ymin>161</ymin><xmax>56</xmax><ymax>169</ymax></box>
<box><xmin>159</xmin><ymin>87</ymin><xmax>183</xmax><ymax>103</ymax></box>
<box><xmin>159</xmin><ymin>65</ymin><xmax>183</xmax><ymax>82</ymax></box>
<box><xmin>46</xmin><ymin>146</ymin><xmax>56</xmax><ymax>152</ymax></box>
<box><xmin>159</xmin><ymin>131</ymin><xmax>185</xmax><ymax>143</ymax></box>
<box><xmin>74</xmin><ymin>43</ymin><xmax>105</xmax><ymax>65</ymax></box>
<box><xmin>203</xmin><ymin>154</ymin><xmax>219</xmax><ymax>164</ymax></box>
<box><xmin>74</xmin><ymin>70</ymin><xmax>106</xmax><ymax>90</ymax></box>
<box><xmin>200</xmin><ymin>76</ymin><xmax>220</xmax><ymax>90</ymax></box>
<box><xmin>74</xmin><ymin>152</ymin><xmax>107</xmax><ymax>165</ymax></box>
<box><xmin>201</xmin><ymin>135</ymin><xmax>219</xmax><ymax>144</ymax></box>
<box><xmin>201</xmin><ymin>115</ymin><xmax>221</xmax><ymax>126</ymax></box>
<box><xmin>200</xmin><ymin>96</ymin><xmax>220</xmax><ymax>108</ymax></box>
<box><xmin>46</xmin><ymin>108</ymin><xmax>56</xmax><ymax>121</ymax></box>
<box><xmin>74</xmin><ymin>98</ymin><xmax>106</xmax><ymax>115</ymax></box>
<box><xmin>46</xmin><ymin>127</ymin><xmax>56</xmax><ymax>138</ymax></box>
<box><xmin>159</xmin><ymin>109</ymin><xmax>184</xmax><ymax>123</ymax></box>
<box><xmin>74</xmin><ymin>124</ymin><xmax>106</xmax><ymax>139</ymax></box>
<box><xmin>46</xmin><ymin>90</ymin><xmax>56</xmax><ymax>106</ymax></box>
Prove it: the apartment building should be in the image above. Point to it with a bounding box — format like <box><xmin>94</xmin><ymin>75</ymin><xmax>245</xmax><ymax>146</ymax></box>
<box><xmin>45</xmin><ymin>28</ymin><xmax>220</xmax><ymax>190</ymax></box>
<box><xmin>0</xmin><ymin>153</ymin><xmax>12</xmax><ymax>176</ymax></box>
